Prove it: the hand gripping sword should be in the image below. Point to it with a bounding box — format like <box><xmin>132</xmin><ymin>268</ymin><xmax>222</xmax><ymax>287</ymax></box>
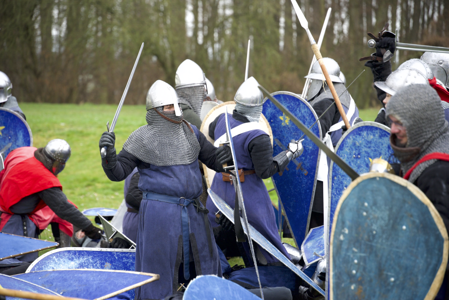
<box><xmin>290</xmin><ymin>0</ymin><xmax>351</xmax><ymax>130</ymax></box>
<box><xmin>100</xmin><ymin>42</ymin><xmax>144</xmax><ymax>158</ymax></box>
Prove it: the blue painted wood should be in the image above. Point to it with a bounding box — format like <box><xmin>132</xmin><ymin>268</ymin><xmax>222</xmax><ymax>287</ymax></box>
<box><xmin>0</xmin><ymin>108</ymin><xmax>32</xmax><ymax>158</ymax></box>
<box><xmin>0</xmin><ymin>233</ymin><xmax>58</xmax><ymax>261</ymax></box>
<box><xmin>15</xmin><ymin>270</ymin><xmax>154</xmax><ymax>299</ymax></box>
<box><xmin>209</xmin><ymin>189</ymin><xmax>324</xmax><ymax>296</ymax></box>
<box><xmin>262</xmin><ymin>92</ymin><xmax>321</xmax><ymax>246</ymax></box>
<box><xmin>330</xmin><ymin>175</ymin><xmax>446</xmax><ymax>300</ymax></box>
<box><xmin>82</xmin><ymin>207</ymin><xmax>117</xmax><ymax>217</ymax></box>
<box><xmin>329</xmin><ymin>122</ymin><xmax>393</xmax><ymax>239</ymax></box>
<box><xmin>183</xmin><ymin>275</ymin><xmax>261</xmax><ymax>299</ymax></box>
<box><xmin>301</xmin><ymin>225</ymin><xmax>325</xmax><ymax>267</ymax></box>
<box><xmin>0</xmin><ymin>273</ymin><xmax>61</xmax><ymax>299</ymax></box>
<box><xmin>27</xmin><ymin>248</ymin><xmax>135</xmax><ymax>272</ymax></box>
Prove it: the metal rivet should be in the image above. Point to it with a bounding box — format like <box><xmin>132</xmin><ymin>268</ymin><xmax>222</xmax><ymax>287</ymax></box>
<box><xmin>354</xmin><ymin>259</ymin><xmax>358</xmax><ymax>264</ymax></box>
<box><xmin>402</xmin><ymin>226</ymin><xmax>406</xmax><ymax>230</ymax></box>
<box><xmin>352</xmin><ymin>270</ymin><xmax>356</xmax><ymax>274</ymax></box>
<box><xmin>373</xmin><ymin>230</ymin><xmax>376</xmax><ymax>234</ymax></box>
<box><xmin>363</xmin><ymin>212</ymin><xmax>367</xmax><ymax>216</ymax></box>
<box><xmin>390</xmin><ymin>278</ymin><xmax>395</xmax><ymax>282</ymax></box>
<box><xmin>364</xmin><ymin>202</ymin><xmax>368</xmax><ymax>207</ymax></box>
<box><xmin>351</xmin><ymin>284</ymin><xmax>355</xmax><ymax>290</ymax></box>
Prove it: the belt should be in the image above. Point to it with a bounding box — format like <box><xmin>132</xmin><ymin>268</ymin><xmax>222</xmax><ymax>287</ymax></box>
<box><xmin>142</xmin><ymin>192</ymin><xmax>212</xmax><ymax>280</ymax></box>
<box><xmin>222</xmin><ymin>169</ymin><xmax>255</xmax><ymax>183</ymax></box>
<box><xmin>127</xmin><ymin>208</ymin><xmax>139</xmax><ymax>213</ymax></box>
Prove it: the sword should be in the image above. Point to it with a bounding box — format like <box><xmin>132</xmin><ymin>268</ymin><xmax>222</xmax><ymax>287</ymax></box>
<box><xmin>100</xmin><ymin>42</ymin><xmax>144</xmax><ymax>158</ymax></box>
<box><xmin>367</xmin><ymin>39</ymin><xmax>449</xmax><ymax>54</ymax></box>
<box><xmin>290</xmin><ymin>0</ymin><xmax>351</xmax><ymax>130</ymax></box>
<box><xmin>301</xmin><ymin>7</ymin><xmax>332</xmax><ymax>98</ymax></box>
<box><xmin>245</xmin><ymin>39</ymin><xmax>251</xmax><ymax>81</ymax></box>
<box><xmin>259</xmin><ymin>84</ymin><xmax>359</xmax><ymax>180</ymax></box>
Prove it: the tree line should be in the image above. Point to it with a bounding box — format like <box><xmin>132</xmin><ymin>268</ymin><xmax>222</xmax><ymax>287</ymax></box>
<box><xmin>1</xmin><ymin>0</ymin><xmax>448</xmax><ymax>108</ymax></box>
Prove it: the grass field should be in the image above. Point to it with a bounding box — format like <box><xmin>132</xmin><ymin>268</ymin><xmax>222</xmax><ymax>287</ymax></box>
<box><xmin>17</xmin><ymin>103</ymin><xmax>380</xmax><ymax>245</ymax></box>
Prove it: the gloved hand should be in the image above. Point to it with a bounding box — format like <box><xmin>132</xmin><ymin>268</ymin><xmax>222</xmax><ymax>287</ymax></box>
<box><xmin>110</xmin><ymin>237</ymin><xmax>131</xmax><ymax>249</ymax></box>
<box><xmin>360</xmin><ymin>23</ymin><xmax>396</xmax><ymax>63</ymax></box>
<box><xmin>287</xmin><ymin>139</ymin><xmax>304</xmax><ymax>160</ymax></box>
<box><xmin>82</xmin><ymin>223</ymin><xmax>104</xmax><ymax>241</ymax></box>
<box><xmin>216</xmin><ymin>145</ymin><xmax>232</xmax><ymax>166</ymax></box>
<box><xmin>216</xmin><ymin>214</ymin><xmax>234</xmax><ymax>232</ymax></box>
<box><xmin>99</xmin><ymin>132</ymin><xmax>117</xmax><ymax>169</ymax></box>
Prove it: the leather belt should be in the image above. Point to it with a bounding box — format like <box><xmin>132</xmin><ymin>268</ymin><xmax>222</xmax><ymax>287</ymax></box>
<box><xmin>127</xmin><ymin>207</ymin><xmax>139</xmax><ymax>213</ymax></box>
<box><xmin>222</xmin><ymin>169</ymin><xmax>255</xmax><ymax>183</ymax></box>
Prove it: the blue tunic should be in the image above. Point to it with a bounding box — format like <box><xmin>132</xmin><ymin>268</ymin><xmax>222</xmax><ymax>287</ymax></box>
<box><xmin>132</xmin><ymin>127</ymin><xmax>221</xmax><ymax>300</ymax></box>
<box><xmin>206</xmin><ymin>113</ymin><xmax>290</xmax><ymax>265</ymax></box>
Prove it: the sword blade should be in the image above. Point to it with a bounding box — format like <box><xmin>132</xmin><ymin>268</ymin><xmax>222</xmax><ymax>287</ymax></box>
<box><xmin>109</xmin><ymin>42</ymin><xmax>145</xmax><ymax>132</ymax></box>
<box><xmin>259</xmin><ymin>85</ymin><xmax>359</xmax><ymax>180</ymax></box>
<box><xmin>396</xmin><ymin>42</ymin><xmax>449</xmax><ymax>54</ymax></box>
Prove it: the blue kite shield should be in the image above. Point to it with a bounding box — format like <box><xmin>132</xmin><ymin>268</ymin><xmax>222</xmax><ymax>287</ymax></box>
<box><xmin>26</xmin><ymin>248</ymin><xmax>136</xmax><ymax>272</ymax></box>
<box><xmin>0</xmin><ymin>273</ymin><xmax>62</xmax><ymax>298</ymax></box>
<box><xmin>209</xmin><ymin>189</ymin><xmax>325</xmax><ymax>296</ymax></box>
<box><xmin>329</xmin><ymin>172</ymin><xmax>448</xmax><ymax>300</ymax></box>
<box><xmin>301</xmin><ymin>225</ymin><xmax>325</xmax><ymax>268</ymax></box>
<box><xmin>0</xmin><ymin>232</ymin><xmax>58</xmax><ymax>261</ymax></box>
<box><xmin>328</xmin><ymin>121</ymin><xmax>393</xmax><ymax>239</ymax></box>
<box><xmin>183</xmin><ymin>275</ymin><xmax>261</xmax><ymax>300</ymax></box>
<box><xmin>15</xmin><ymin>269</ymin><xmax>159</xmax><ymax>300</ymax></box>
<box><xmin>262</xmin><ymin>92</ymin><xmax>321</xmax><ymax>246</ymax></box>
<box><xmin>0</xmin><ymin>108</ymin><xmax>32</xmax><ymax>158</ymax></box>
<box><xmin>99</xmin><ymin>215</ymin><xmax>136</xmax><ymax>249</ymax></box>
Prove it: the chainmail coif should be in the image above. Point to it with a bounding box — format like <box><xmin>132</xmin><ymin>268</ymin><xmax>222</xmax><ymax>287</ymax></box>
<box><xmin>123</xmin><ymin>109</ymin><xmax>201</xmax><ymax>166</ymax></box>
<box><xmin>176</xmin><ymin>85</ymin><xmax>205</xmax><ymax>117</ymax></box>
<box><xmin>235</xmin><ymin>103</ymin><xmax>264</xmax><ymax>123</ymax></box>
<box><xmin>309</xmin><ymin>82</ymin><xmax>351</xmax><ymax>109</ymax></box>
<box><xmin>386</xmin><ymin>84</ymin><xmax>449</xmax><ymax>183</ymax></box>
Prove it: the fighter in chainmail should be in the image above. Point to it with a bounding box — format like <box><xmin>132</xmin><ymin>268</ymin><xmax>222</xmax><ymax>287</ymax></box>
<box><xmin>386</xmin><ymin>84</ymin><xmax>449</xmax><ymax>299</ymax></box>
<box><xmin>304</xmin><ymin>57</ymin><xmax>360</xmax><ymax>229</ymax></box>
<box><xmin>0</xmin><ymin>71</ymin><xmax>26</xmax><ymax>120</ymax></box>
<box><xmin>175</xmin><ymin>59</ymin><xmax>206</xmax><ymax>129</ymax></box>
<box><xmin>206</xmin><ymin>77</ymin><xmax>303</xmax><ymax>269</ymax></box>
<box><xmin>99</xmin><ymin>80</ymin><xmax>232</xmax><ymax>300</ymax></box>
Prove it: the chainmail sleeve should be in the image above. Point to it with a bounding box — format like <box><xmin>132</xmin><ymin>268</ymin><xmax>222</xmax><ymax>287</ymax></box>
<box><xmin>248</xmin><ymin>135</ymin><xmax>280</xmax><ymax>179</ymax></box>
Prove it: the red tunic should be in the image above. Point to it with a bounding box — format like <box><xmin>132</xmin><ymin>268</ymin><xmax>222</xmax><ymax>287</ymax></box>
<box><xmin>0</xmin><ymin>147</ymin><xmax>74</xmax><ymax>236</ymax></box>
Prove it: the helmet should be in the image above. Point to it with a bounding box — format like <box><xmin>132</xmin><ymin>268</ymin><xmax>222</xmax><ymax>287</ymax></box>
<box><xmin>374</xmin><ymin>69</ymin><xmax>428</xmax><ymax>96</ymax></box>
<box><xmin>339</xmin><ymin>71</ymin><xmax>346</xmax><ymax>85</ymax></box>
<box><xmin>175</xmin><ymin>59</ymin><xmax>206</xmax><ymax>89</ymax></box>
<box><xmin>205</xmin><ymin>78</ymin><xmax>216</xmax><ymax>101</ymax></box>
<box><xmin>44</xmin><ymin>139</ymin><xmax>71</xmax><ymax>175</ymax></box>
<box><xmin>305</xmin><ymin>58</ymin><xmax>343</xmax><ymax>100</ymax></box>
<box><xmin>234</xmin><ymin>77</ymin><xmax>265</xmax><ymax>106</ymax></box>
<box><xmin>420</xmin><ymin>52</ymin><xmax>449</xmax><ymax>87</ymax></box>
<box><xmin>0</xmin><ymin>71</ymin><xmax>13</xmax><ymax>104</ymax></box>
<box><xmin>146</xmin><ymin>80</ymin><xmax>181</xmax><ymax>116</ymax></box>
<box><xmin>397</xmin><ymin>58</ymin><xmax>433</xmax><ymax>80</ymax></box>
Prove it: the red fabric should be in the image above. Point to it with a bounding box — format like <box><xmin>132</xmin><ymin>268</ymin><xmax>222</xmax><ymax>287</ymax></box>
<box><xmin>429</xmin><ymin>77</ymin><xmax>449</xmax><ymax>103</ymax></box>
<box><xmin>0</xmin><ymin>147</ymin><xmax>62</xmax><ymax>214</ymax></box>
<box><xmin>403</xmin><ymin>152</ymin><xmax>449</xmax><ymax>180</ymax></box>
<box><xmin>30</xmin><ymin>205</ymin><xmax>75</xmax><ymax>237</ymax></box>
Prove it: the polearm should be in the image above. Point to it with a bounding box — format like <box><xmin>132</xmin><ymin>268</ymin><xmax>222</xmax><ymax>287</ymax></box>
<box><xmin>100</xmin><ymin>42</ymin><xmax>144</xmax><ymax>158</ymax></box>
<box><xmin>245</xmin><ymin>39</ymin><xmax>251</xmax><ymax>81</ymax></box>
<box><xmin>367</xmin><ymin>39</ymin><xmax>449</xmax><ymax>54</ymax></box>
<box><xmin>290</xmin><ymin>0</ymin><xmax>351</xmax><ymax>129</ymax></box>
<box><xmin>301</xmin><ymin>7</ymin><xmax>332</xmax><ymax>98</ymax></box>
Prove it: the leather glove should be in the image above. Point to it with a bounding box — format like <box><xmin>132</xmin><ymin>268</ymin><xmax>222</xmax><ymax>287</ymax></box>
<box><xmin>287</xmin><ymin>139</ymin><xmax>304</xmax><ymax>160</ymax></box>
<box><xmin>99</xmin><ymin>132</ymin><xmax>117</xmax><ymax>169</ymax></box>
<box><xmin>216</xmin><ymin>213</ymin><xmax>234</xmax><ymax>232</ymax></box>
<box><xmin>110</xmin><ymin>237</ymin><xmax>131</xmax><ymax>249</ymax></box>
<box><xmin>82</xmin><ymin>223</ymin><xmax>104</xmax><ymax>241</ymax></box>
<box><xmin>360</xmin><ymin>23</ymin><xmax>396</xmax><ymax>63</ymax></box>
<box><xmin>216</xmin><ymin>145</ymin><xmax>233</xmax><ymax>166</ymax></box>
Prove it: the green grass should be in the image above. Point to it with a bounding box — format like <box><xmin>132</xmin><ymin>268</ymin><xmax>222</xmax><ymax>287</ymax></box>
<box><xmin>18</xmin><ymin>103</ymin><xmax>379</xmax><ymax>249</ymax></box>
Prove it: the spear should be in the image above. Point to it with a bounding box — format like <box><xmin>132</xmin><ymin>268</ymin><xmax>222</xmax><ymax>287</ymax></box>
<box><xmin>290</xmin><ymin>1</ymin><xmax>351</xmax><ymax>129</ymax></box>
